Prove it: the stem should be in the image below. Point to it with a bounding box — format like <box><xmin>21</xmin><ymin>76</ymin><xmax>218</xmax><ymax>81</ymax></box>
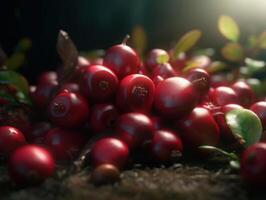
<box><xmin>122</xmin><ymin>35</ymin><xmax>130</xmax><ymax>45</ymax></box>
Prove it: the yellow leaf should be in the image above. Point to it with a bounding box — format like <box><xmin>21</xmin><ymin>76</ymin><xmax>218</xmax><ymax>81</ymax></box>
<box><xmin>131</xmin><ymin>25</ymin><xmax>147</xmax><ymax>56</ymax></box>
<box><xmin>221</xmin><ymin>43</ymin><xmax>244</xmax><ymax>62</ymax></box>
<box><xmin>218</xmin><ymin>15</ymin><xmax>240</xmax><ymax>42</ymax></box>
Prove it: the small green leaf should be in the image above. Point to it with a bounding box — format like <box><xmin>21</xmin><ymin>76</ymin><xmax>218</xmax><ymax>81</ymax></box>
<box><xmin>198</xmin><ymin>145</ymin><xmax>238</xmax><ymax>161</ymax></box>
<box><xmin>0</xmin><ymin>70</ymin><xmax>29</xmax><ymax>95</ymax></box>
<box><xmin>156</xmin><ymin>54</ymin><xmax>169</xmax><ymax>64</ymax></box>
<box><xmin>131</xmin><ymin>25</ymin><xmax>147</xmax><ymax>56</ymax></box>
<box><xmin>244</xmin><ymin>58</ymin><xmax>266</xmax><ymax>76</ymax></box>
<box><xmin>221</xmin><ymin>43</ymin><xmax>244</xmax><ymax>62</ymax></box>
<box><xmin>225</xmin><ymin>108</ymin><xmax>262</xmax><ymax>147</ymax></box>
<box><xmin>5</xmin><ymin>53</ymin><xmax>25</xmax><ymax>70</ymax></box>
<box><xmin>218</xmin><ymin>15</ymin><xmax>240</xmax><ymax>42</ymax></box>
<box><xmin>173</xmin><ymin>29</ymin><xmax>202</xmax><ymax>59</ymax></box>
<box><xmin>257</xmin><ymin>31</ymin><xmax>266</xmax><ymax>49</ymax></box>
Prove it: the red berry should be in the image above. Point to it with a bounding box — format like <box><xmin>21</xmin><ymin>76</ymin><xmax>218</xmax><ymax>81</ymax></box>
<box><xmin>116</xmin><ymin>112</ymin><xmax>154</xmax><ymax>149</ymax></box>
<box><xmin>37</xmin><ymin>71</ymin><xmax>58</xmax><ymax>85</ymax></box>
<box><xmin>186</xmin><ymin>68</ymin><xmax>210</xmax><ymax>98</ymax></box>
<box><xmin>151</xmin><ymin>63</ymin><xmax>177</xmax><ymax>79</ymax></box>
<box><xmin>8</xmin><ymin>145</ymin><xmax>54</xmax><ymax>185</ymax></box>
<box><xmin>149</xmin><ymin>129</ymin><xmax>183</xmax><ymax>163</ymax></box>
<box><xmin>103</xmin><ymin>44</ymin><xmax>140</xmax><ymax>79</ymax></box>
<box><xmin>80</xmin><ymin>65</ymin><xmax>118</xmax><ymax>102</ymax></box>
<box><xmin>91</xmin><ymin>164</ymin><xmax>120</xmax><ymax>185</ymax></box>
<box><xmin>221</xmin><ymin>103</ymin><xmax>243</xmax><ymax>113</ymax></box>
<box><xmin>250</xmin><ymin>101</ymin><xmax>266</xmax><ymax>130</ymax></box>
<box><xmin>91</xmin><ymin>137</ymin><xmax>129</xmax><ymax>169</ymax></box>
<box><xmin>59</xmin><ymin>83</ymin><xmax>80</xmax><ymax>93</ymax></box>
<box><xmin>232</xmin><ymin>81</ymin><xmax>254</xmax><ymax>107</ymax></box>
<box><xmin>151</xmin><ymin>116</ymin><xmax>164</xmax><ymax>130</ymax></box>
<box><xmin>48</xmin><ymin>91</ymin><xmax>89</xmax><ymax>128</ymax></box>
<box><xmin>145</xmin><ymin>49</ymin><xmax>169</xmax><ymax>71</ymax></box>
<box><xmin>152</xmin><ymin>75</ymin><xmax>164</xmax><ymax>86</ymax></box>
<box><xmin>209</xmin><ymin>86</ymin><xmax>239</xmax><ymax>106</ymax></box>
<box><xmin>116</xmin><ymin>74</ymin><xmax>155</xmax><ymax>113</ymax></box>
<box><xmin>0</xmin><ymin>126</ymin><xmax>26</xmax><ymax>155</ymax></box>
<box><xmin>170</xmin><ymin>52</ymin><xmax>187</xmax><ymax>70</ymax></box>
<box><xmin>154</xmin><ymin>77</ymin><xmax>198</xmax><ymax>118</ymax></box>
<box><xmin>28</xmin><ymin>122</ymin><xmax>52</xmax><ymax>144</ymax></box>
<box><xmin>90</xmin><ymin>104</ymin><xmax>119</xmax><ymax>132</ymax></box>
<box><xmin>177</xmin><ymin>107</ymin><xmax>220</xmax><ymax>149</ymax></box>
<box><xmin>241</xmin><ymin>143</ymin><xmax>266</xmax><ymax>185</ymax></box>
<box><xmin>44</xmin><ymin>128</ymin><xmax>86</xmax><ymax>161</ymax></box>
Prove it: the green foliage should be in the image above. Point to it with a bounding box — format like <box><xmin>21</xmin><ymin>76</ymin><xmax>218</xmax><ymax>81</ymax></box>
<box><xmin>218</xmin><ymin>15</ymin><xmax>240</xmax><ymax>42</ymax></box>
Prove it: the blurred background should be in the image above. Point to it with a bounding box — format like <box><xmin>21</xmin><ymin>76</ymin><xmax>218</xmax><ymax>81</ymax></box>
<box><xmin>1</xmin><ymin>0</ymin><xmax>266</xmax><ymax>82</ymax></box>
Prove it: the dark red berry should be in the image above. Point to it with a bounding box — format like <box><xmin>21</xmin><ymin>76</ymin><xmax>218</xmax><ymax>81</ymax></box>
<box><xmin>250</xmin><ymin>101</ymin><xmax>266</xmax><ymax>130</ymax></box>
<box><xmin>209</xmin><ymin>86</ymin><xmax>239</xmax><ymax>106</ymax></box>
<box><xmin>116</xmin><ymin>112</ymin><xmax>154</xmax><ymax>149</ymax></box>
<box><xmin>241</xmin><ymin>143</ymin><xmax>266</xmax><ymax>185</ymax></box>
<box><xmin>59</xmin><ymin>83</ymin><xmax>80</xmax><ymax>93</ymax></box>
<box><xmin>177</xmin><ymin>107</ymin><xmax>220</xmax><ymax>150</ymax></box>
<box><xmin>90</xmin><ymin>104</ymin><xmax>119</xmax><ymax>132</ymax></box>
<box><xmin>80</xmin><ymin>65</ymin><xmax>118</xmax><ymax>102</ymax></box>
<box><xmin>37</xmin><ymin>71</ymin><xmax>58</xmax><ymax>85</ymax></box>
<box><xmin>91</xmin><ymin>137</ymin><xmax>129</xmax><ymax>169</ymax></box>
<box><xmin>151</xmin><ymin>116</ymin><xmax>164</xmax><ymax>130</ymax></box>
<box><xmin>232</xmin><ymin>81</ymin><xmax>254</xmax><ymax>107</ymax></box>
<box><xmin>151</xmin><ymin>62</ymin><xmax>177</xmax><ymax>79</ymax></box>
<box><xmin>91</xmin><ymin>164</ymin><xmax>120</xmax><ymax>185</ymax></box>
<box><xmin>48</xmin><ymin>91</ymin><xmax>89</xmax><ymax>128</ymax></box>
<box><xmin>103</xmin><ymin>43</ymin><xmax>140</xmax><ymax>79</ymax></box>
<box><xmin>44</xmin><ymin>128</ymin><xmax>86</xmax><ymax>161</ymax></box>
<box><xmin>149</xmin><ymin>129</ymin><xmax>183</xmax><ymax>163</ymax></box>
<box><xmin>145</xmin><ymin>49</ymin><xmax>169</xmax><ymax>71</ymax></box>
<box><xmin>0</xmin><ymin>126</ymin><xmax>26</xmax><ymax>155</ymax></box>
<box><xmin>28</xmin><ymin>122</ymin><xmax>52</xmax><ymax>144</ymax></box>
<box><xmin>154</xmin><ymin>77</ymin><xmax>198</xmax><ymax>118</ymax></box>
<box><xmin>170</xmin><ymin>52</ymin><xmax>187</xmax><ymax>70</ymax></box>
<box><xmin>116</xmin><ymin>74</ymin><xmax>155</xmax><ymax>113</ymax></box>
<box><xmin>222</xmin><ymin>104</ymin><xmax>243</xmax><ymax>113</ymax></box>
<box><xmin>8</xmin><ymin>145</ymin><xmax>54</xmax><ymax>185</ymax></box>
<box><xmin>152</xmin><ymin>75</ymin><xmax>164</xmax><ymax>86</ymax></box>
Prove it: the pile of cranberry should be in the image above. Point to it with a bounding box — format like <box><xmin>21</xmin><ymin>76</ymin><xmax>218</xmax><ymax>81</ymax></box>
<box><xmin>2</xmin><ymin>40</ymin><xmax>266</xmax><ymax>187</ymax></box>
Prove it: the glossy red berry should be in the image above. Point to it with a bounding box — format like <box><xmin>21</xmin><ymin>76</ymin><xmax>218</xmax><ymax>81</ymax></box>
<box><xmin>116</xmin><ymin>74</ymin><xmax>155</xmax><ymax>113</ymax></box>
<box><xmin>177</xmin><ymin>107</ymin><xmax>220</xmax><ymax>149</ymax></box>
<box><xmin>170</xmin><ymin>52</ymin><xmax>187</xmax><ymax>70</ymax></box>
<box><xmin>91</xmin><ymin>164</ymin><xmax>120</xmax><ymax>185</ymax></box>
<box><xmin>89</xmin><ymin>104</ymin><xmax>119</xmax><ymax>132</ymax></box>
<box><xmin>44</xmin><ymin>128</ymin><xmax>86</xmax><ymax>161</ymax></box>
<box><xmin>241</xmin><ymin>143</ymin><xmax>266</xmax><ymax>185</ymax></box>
<box><xmin>151</xmin><ymin>62</ymin><xmax>177</xmax><ymax>79</ymax></box>
<box><xmin>186</xmin><ymin>68</ymin><xmax>210</xmax><ymax>98</ymax></box>
<box><xmin>116</xmin><ymin>112</ymin><xmax>154</xmax><ymax>149</ymax></box>
<box><xmin>154</xmin><ymin>77</ymin><xmax>198</xmax><ymax>118</ymax></box>
<box><xmin>48</xmin><ymin>91</ymin><xmax>89</xmax><ymax>128</ymax></box>
<box><xmin>145</xmin><ymin>49</ymin><xmax>169</xmax><ymax>71</ymax></box>
<box><xmin>250</xmin><ymin>101</ymin><xmax>266</xmax><ymax>130</ymax></box>
<box><xmin>80</xmin><ymin>65</ymin><xmax>118</xmax><ymax>102</ymax></box>
<box><xmin>209</xmin><ymin>86</ymin><xmax>239</xmax><ymax>106</ymax></box>
<box><xmin>232</xmin><ymin>81</ymin><xmax>254</xmax><ymax>107</ymax></box>
<box><xmin>8</xmin><ymin>145</ymin><xmax>54</xmax><ymax>185</ymax></box>
<box><xmin>37</xmin><ymin>71</ymin><xmax>58</xmax><ymax>85</ymax></box>
<box><xmin>0</xmin><ymin>126</ymin><xmax>26</xmax><ymax>155</ymax></box>
<box><xmin>91</xmin><ymin>137</ymin><xmax>129</xmax><ymax>169</ymax></box>
<box><xmin>103</xmin><ymin>43</ymin><xmax>140</xmax><ymax>79</ymax></box>
<box><xmin>152</xmin><ymin>75</ymin><xmax>164</xmax><ymax>86</ymax></box>
<box><xmin>221</xmin><ymin>103</ymin><xmax>243</xmax><ymax>113</ymax></box>
<box><xmin>149</xmin><ymin>129</ymin><xmax>183</xmax><ymax>163</ymax></box>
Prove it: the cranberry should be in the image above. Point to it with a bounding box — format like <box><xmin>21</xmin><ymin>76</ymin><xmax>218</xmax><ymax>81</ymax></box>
<box><xmin>152</xmin><ymin>75</ymin><xmax>164</xmax><ymax>86</ymax></box>
<box><xmin>44</xmin><ymin>128</ymin><xmax>86</xmax><ymax>161</ymax></box>
<box><xmin>91</xmin><ymin>137</ymin><xmax>129</xmax><ymax>169</ymax></box>
<box><xmin>170</xmin><ymin>52</ymin><xmax>187</xmax><ymax>70</ymax></box>
<box><xmin>48</xmin><ymin>91</ymin><xmax>89</xmax><ymax>128</ymax></box>
<box><xmin>154</xmin><ymin>77</ymin><xmax>198</xmax><ymax>118</ymax></box>
<box><xmin>116</xmin><ymin>74</ymin><xmax>155</xmax><ymax>113</ymax></box>
<box><xmin>232</xmin><ymin>81</ymin><xmax>254</xmax><ymax>107</ymax></box>
<box><xmin>222</xmin><ymin>104</ymin><xmax>243</xmax><ymax>113</ymax></box>
<box><xmin>90</xmin><ymin>104</ymin><xmax>119</xmax><ymax>132</ymax></box>
<box><xmin>149</xmin><ymin>129</ymin><xmax>183</xmax><ymax>163</ymax></box>
<box><xmin>209</xmin><ymin>86</ymin><xmax>239</xmax><ymax>106</ymax></box>
<box><xmin>0</xmin><ymin>126</ymin><xmax>26</xmax><ymax>155</ymax></box>
<box><xmin>177</xmin><ymin>107</ymin><xmax>220</xmax><ymax>150</ymax></box>
<box><xmin>241</xmin><ymin>143</ymin><xmax>266</xmax><ymax>185</ymax></box>
<box><xmin>186</xmin><ymin>68</ymin><xmax>210</xmax><ymax>98</ymax></box>
<box><xmin>37</xmin><ymin>71</ymin><xmax>58</xmax><ymax>85</ymax></box>
<box><xmin>91</xmin><ymin>164</ymin><xmax>120</xmax><ymax>185</ymax></box>
<box><xmin>8</xmin><ymin>145</ymin><xmax>54</xmax><ymax>185</ymax></box>
<box><xmin>145</xmin><ymin>49</ymin><xmax>169</xmax><ymax>71</ymax></box>
<box><xmin>90</xmin><ymin>58</ymin><xmax>103</xmax><ymax>65</ymax></box>
<box><xmin>80</xmin><ymin>65</ymin><xmax>118</xmax><ymax>102</ymax></box>
<box><xmin>103</xmin><ymin>42</ymin><xmax>140</xmax><ymax>79</ymax></box>
<box><xmin>151</xmin><ymin>62</ymin><xmax>177</xmax><ymax>79</ymax></box>
<box><xmin>116</xmin><ymin>112</ymin><xmax>154</xmax><ymax>149</ymax></box>
<box><xmin>33</xmin><ymin>81</ymin><xmax>58</xmax><ymax>108</ymax></box>
<box><xmin>59</xmin><ymin>83</ymin><xmax>80</xmax><ymax>93</ymax></box>
<box><xmin>250</xmin><ymin>101</ymin><xmax>266</xmax><ymax>130</ymax></box>
<box><xmin>28</xmin><ymin>122</ymin><xmax>52</xmax><ymax>144</ymax></box>
<box><xmin>210</xmin><ymin>73</ymin><xmax>232</xmax><ymax>87</ymax></box>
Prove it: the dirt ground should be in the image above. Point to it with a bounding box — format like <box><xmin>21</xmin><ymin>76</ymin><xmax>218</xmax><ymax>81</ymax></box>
<box><xmin>1</xmin><ymin>161</ymin><xmax>265</xmax><ymax>200</ymax></box>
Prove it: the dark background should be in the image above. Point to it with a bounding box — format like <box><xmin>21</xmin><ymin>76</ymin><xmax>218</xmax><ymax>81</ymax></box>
<box><xmin>1</xmin><ymin>0</ymin><xmax>266</xmax><ymax>82</ymax></box>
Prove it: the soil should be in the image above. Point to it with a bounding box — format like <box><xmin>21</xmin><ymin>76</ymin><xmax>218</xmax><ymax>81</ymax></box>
<box><xmin>1</xmin><ymin>161</ymin><xmax>265</xmax><ymax>200</ymax></box>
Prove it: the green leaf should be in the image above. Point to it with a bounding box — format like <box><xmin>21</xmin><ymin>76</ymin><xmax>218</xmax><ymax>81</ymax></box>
<box><xmin>131</xmin><ymin>25</ymin><xmax>147</xmax><ymax>56</ymax></box>
<box><xmin>0</xmin><ymin>70</ymin><xmax>29</xmax><ymax>95</ymax></box>
<box><xmin>247</xmin><ymin>35</ymin><xmax>258</xmax><ymax>48</ymax></box>
<box><xmin>156</xmin><ymin>54</ymin><xmax>169</xmax><ymax>64</ymax></box>
<box><xmin>257</xmin><ymin>31</ymin><xmax>266</xmax><ymax>49</ymax></box>
<box><xmin>218</xmin><ymin>15</ymin><xmax>240</xmax><ymax>42</ymax></box>
<box><xmin>15</xmin><ymin>38</ymin><xmax>32</xmax><ymax>53</ymax></box>
<box><xmin>5</xmin><ymin>53</ymin><xmax>25</xmax><ymax>70</ymax></box>
<box><xmin>198</xmin><ymin>145</ymin><xmax>238</xmax><ymax>161</ymax></box>
<box><xmin>225</xmin><ymin>108</ymin><xmax>262</xmax><ymax>147</ymax></box>
<box><xmin>173</xmin><ymin>29</ymin><xmax>202</xmax><ymax>59</ymax></box>
<box><xmin>207</xmin><ymin>61</ymin><xmax>227</xmax><ymax>74</ymax></box>
<box><xmin>244</xmin><ymin>58</ymin><xmax>266</xmax><ymax>76</ymax></box>
<box><xmin>221</xmin><ymin>43</ymin><xmax>244</xmax><ymax>62</ymax></box>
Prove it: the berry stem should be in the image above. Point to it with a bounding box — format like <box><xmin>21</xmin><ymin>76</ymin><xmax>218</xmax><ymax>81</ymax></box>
<box><xmin>122</xmin><ymin>35</ymin><xmax>130</xmax><ymax>45</ymax></box>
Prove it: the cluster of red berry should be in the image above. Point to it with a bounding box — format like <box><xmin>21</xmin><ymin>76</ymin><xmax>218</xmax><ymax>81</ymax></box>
<box><xmin>2</xmin><ymin>37</ymin><xmax>266</xmax><ymax>187</ymax></box>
